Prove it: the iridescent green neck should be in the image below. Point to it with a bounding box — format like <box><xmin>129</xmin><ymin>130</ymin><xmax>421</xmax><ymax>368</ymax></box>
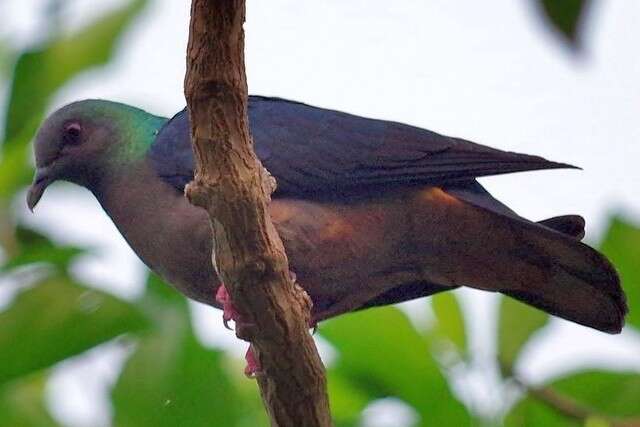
<box><xmin>113</xmin><ymin>108</ymin><xmax>167</xmax><ymax>164</ymax></box>
<box><xmin>78</xmin><ymin>100</ymin><xmax>167</xmax><ymax>165</ymax></box>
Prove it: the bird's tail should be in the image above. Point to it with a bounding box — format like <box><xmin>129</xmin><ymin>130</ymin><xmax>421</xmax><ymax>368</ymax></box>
<box><xmin>537</xmin><ymin>215</ymin><xmax>586</xmax><ymax>240</ymax></box>
<box><xmin>418</xmin><ymin>186</ymin><xmax>627</xmax><ymax>333</ymax></box>
<box><xmin>495</xmin><ymin>219</ymin><xmax>626</xmax><ymax>333</ymax></box>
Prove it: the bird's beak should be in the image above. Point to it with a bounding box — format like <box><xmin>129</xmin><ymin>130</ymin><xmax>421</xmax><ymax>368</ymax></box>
<box><xmin>27</xmin><ymin>167</ymin><xmax>52</xmax><ymax>212</ymax></box>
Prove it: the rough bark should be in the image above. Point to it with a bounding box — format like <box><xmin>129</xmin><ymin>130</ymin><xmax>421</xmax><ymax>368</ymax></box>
<box><xmin>183</xmin><ymin>1</ymin><xmax>332</xmax><ymax>426</ymax></box>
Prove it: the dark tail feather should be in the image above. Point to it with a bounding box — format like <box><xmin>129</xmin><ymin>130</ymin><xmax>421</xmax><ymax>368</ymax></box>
<box><xmin>444</xmin><ymin>182</ymin><xmax>585</xmax><ymax>240</ymax></box>
<box><xmin>505</xmin><ymin>226</ymin><xmax>626</xmax><ymax>333</ymax></box>
<box><xmin>448</xmin><ymin>186</ymin><xmax>627</xmax><ymax>333</ymax></box>
<box><xmin>538</xmin><ymin>215</ymin><xmax>585</xmax><ymax>240</ymax></box>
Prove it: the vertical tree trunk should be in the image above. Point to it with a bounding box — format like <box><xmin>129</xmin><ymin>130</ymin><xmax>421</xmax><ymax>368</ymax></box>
<box><xmin>184</xmin><ymin>1</ymin><xmax>332</xmax><ymax>425</ymax></box>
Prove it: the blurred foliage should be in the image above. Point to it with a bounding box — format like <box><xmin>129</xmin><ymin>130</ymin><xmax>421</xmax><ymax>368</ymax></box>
<box><xmin>536</xmin><ymin>0</ymin><xmax>589</xmax><ymax>49</ymax></box>
<box><xmin>600</xmin><ymin>218</ymin><xmax>640</xmax><ymax>330</ymax></box>
<box><xmin>498</xmin><ymin>298</ymin><xmax>549</xmax><ymax>377</ymax></box>
<box><xmin>431</xmin><ymin>292</ymin><xmax>467</xmax><ymax>359</ymax></box>
<box><xmin>1</xmin><ymin>225</ymin><xmax>84</xmax><ymax>272</ymax></box>
<box><xmin>321</xmin><ymin>306</ymin><xmax>472</xmax><ymax>426</ymax></box>
<box><xmin>112</xmin><ymin>274</ymin><xmax>267</xmax><ymax>427</ymax></box>
<box><xmin>0</xmin><ymin>275</ymin><xmax>147</xmax><ymax>385</ymax></box>
<box><xmin>506</xmin><ymin>371</ymin><xmax>640</xmax><ymax>426</ymax></box>
<box><xmin>0</xmin><ymin>40</ymin><xmax>11</xmax><ymax>79</ymax></box>
<box><xmin>0</xmin><ymin>1</ymin><xmax>638</xmax><ymax>426</ymax></box>
<box><xmin>0</xmin><ymin>374</ymin><xmax>61</xmax><ymax>427</ymax></box>
<box><xmin>0</xmin><ymin>0</ymin><xmax>146</xmax><ymax>199</ymax></box>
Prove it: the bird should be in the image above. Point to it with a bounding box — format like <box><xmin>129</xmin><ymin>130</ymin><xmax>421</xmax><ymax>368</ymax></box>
<box><xmin>28</xmin><ymin>96</ymin><xmax>627</xmax><ymax>335</ymax></box>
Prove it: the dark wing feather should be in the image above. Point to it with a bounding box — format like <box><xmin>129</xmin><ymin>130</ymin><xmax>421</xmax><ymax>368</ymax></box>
<box><xmin>149</xmin><ymin>96</ymin><xmax>576</xmax><ymax>196</ymax></box>
<box><xmin>148</xmin><ymin>105</ymin><xmax>193</xmax><ymax>191</ymax></box>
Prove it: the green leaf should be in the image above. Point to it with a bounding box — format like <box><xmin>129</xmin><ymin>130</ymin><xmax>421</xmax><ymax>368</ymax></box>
<box><xmin>0</xmin><ymin>0</ymin><xmax>147</xmax><ymax>198</ymax></box>
<box><xmin>537</xmin><ymin>0</ymin><xmax>589</xmax><ymax>48</ymax></box>
<box><xmin>430</xmin><ymin>292</ymin><xmax>467</xmax><ymax>357</ymax></box>
<box><xmin>505</xmin><ymin>371</ymin><xmax>640</xmax><ymax>427</ymax></box>
<box><xmin>0</xmin><ymin>276</ymin><xmax>148</xmax><ymax>385</ymax></box>
<box><xmin>0</xmin><ymin>39</ymin><xmax>12</xmax><ymax>78</ymax></box>
<box><xmin>584</xmin><ymin>417</ymin><xmax>610</xmax><ymax>427</ymax></box>
<box><xmin>229</xmin><ymin>370</ymin><xmax>270</xmax><ymax>427</ymax></box>
<box><xmin>2</xmin><ymin>225</ymin><xmax>85</xmax><ymax>271</ymax></box>
<box><xmin>112</xmin><ymin>274</ymin><xmax>258</xmax><ymax>427</ymax></box>
<box><xmin>3</xmin><ymin>0</ymin><xmax>146</xmax><ymax>145</ymax></box>
<box><xmin>505</xmin><ymin>398</ymin><xmax>572</xmax><ymax>427</ymax></box>
<box><xmin>498</xmin><ymin>297</ymin><xmax>549</xmax><ymax>376</ymax></box>
<box><xmin>0</xmin><ymin>373</ymin><xmax>61</xmax><ymax>427</ymax></box>
<box><xmin>599</xmin><ymin>216</ymin><xmax>640</xmax><ymax>330</ymax></box>
<box><xmin>327</xmin><ymin>374</ymin><xmax>369</xmax><ymax>427</ymax></box>
<box><xmin>0</xmin><ymin>138</ymin><xmax>35</xmax><ymax>199</ymax></box>
<box><xmin>320</xmin><ymin>306</ymin><xmax>471</xmax><ymax>426</ymax></box>
<box><xmin>550</xmin><ymin>371</ymin><xmax>640</xmax><ymax>417</ymax></box>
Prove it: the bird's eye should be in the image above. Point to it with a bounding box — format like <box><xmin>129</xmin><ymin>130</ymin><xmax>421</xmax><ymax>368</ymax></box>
<box><xmin>63</xmin><ymin>122</ymin><xmax>82</xmax><ymax>145</ymax></box>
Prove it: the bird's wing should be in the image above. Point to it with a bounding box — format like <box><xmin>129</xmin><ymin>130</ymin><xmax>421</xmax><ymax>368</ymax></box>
<box><xmin>148</xmin><ymin>106</ymin><xmax>194</xmax><ymax>191</ymax></box>
<box><xmin>149</xmin><ymin>96</ymin><xmax>576</xmax><ymax>196</ymax></box>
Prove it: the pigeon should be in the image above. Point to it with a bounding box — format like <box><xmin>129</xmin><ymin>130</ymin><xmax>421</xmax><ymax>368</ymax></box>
<box><xmin>27</xmin><ymin>96</ymin><xmax>627</xmax><ymax>334</ymax></box>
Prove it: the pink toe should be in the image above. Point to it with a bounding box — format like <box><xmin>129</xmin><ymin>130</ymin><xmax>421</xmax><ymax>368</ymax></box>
<box><xmin>216</xmin><ymin>284</ymin><xmax>241</xmax><ymax>325</ymax></box>
<box><xmin>244</xmin><ymin>347</ymin><xmax>261</xmax><ymax>377</ymax></box>
<box><xmin>215</xmin><ymin>283</ymin><xmax>230</xmax><ymax>304</ymax></box>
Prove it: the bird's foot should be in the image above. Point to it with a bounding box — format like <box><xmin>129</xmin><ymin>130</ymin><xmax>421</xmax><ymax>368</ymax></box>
<box><xmin>215</xmin><ymin>273</ymin><xmax>315</xmax><ymax>377</ymax></box>
<box><xmin>244</xmin><ymin>346</ymin><xmax>261</xmax><ymax>378</ymax></box>
<box><xmin>215</xmin><ymin>283</ymin><xmax>258</xmax><ymax>340</ymax></box>
<box><xmin>216</xmin><ymin>284</ymin><xmax>262</xmax><ymax>377</ymax></box>
<box><xmin>215</xmin><ymin>284</ymin><xmax>240</xmax><ymax>331</ymax></box>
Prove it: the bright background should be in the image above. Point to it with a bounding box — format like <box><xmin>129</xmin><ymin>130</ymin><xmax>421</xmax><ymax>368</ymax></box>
<box><xmin>1</xmin><ymin>1</ymin><xmax>639</xmax><ymax>426</ymax></box>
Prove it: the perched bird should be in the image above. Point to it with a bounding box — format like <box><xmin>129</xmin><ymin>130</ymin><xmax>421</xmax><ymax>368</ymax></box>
<box><xmin>28</xmin><ymin>96</ymin><xmax>626</xmax><ymax>334</ymax></box>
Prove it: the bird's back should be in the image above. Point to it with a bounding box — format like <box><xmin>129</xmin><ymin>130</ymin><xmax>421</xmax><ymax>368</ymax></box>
<box><xmin>149</xmin><ymin>96</ymin><xmax>575</xmax><ymax>198</ymax></box>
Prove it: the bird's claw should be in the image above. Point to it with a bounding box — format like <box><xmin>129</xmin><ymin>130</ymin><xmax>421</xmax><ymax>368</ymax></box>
<box><xmin>216</xmin><ymin>284</ymin><xmax>242</xmax><ymax>331</ymax></box>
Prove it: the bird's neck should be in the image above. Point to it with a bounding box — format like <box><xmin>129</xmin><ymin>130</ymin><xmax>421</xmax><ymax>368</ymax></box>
<box><xmin>87</xmin><ymin>158</ymin><xmax>172</xmax><ymax>264</ymax></box>
<box><xmin>88</xmin><ymin>158</ymin><xmax>154</xmax><ymax>212</ymax></box>
<box><xmin>86</xmin><ymin>158</ymin><xmax>219</xmax><ymax>305</ymax></box>
<box><xmin>107</xmin><ymin>113</ymin><xmax>167</xmax><ymax>167</ymax></box>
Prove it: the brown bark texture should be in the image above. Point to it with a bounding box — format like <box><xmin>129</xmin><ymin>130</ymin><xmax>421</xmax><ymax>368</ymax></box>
<box><xmin>183</xmin><ymin>1</ymin><xmax>332</xmax><ymax>426</ymax></box>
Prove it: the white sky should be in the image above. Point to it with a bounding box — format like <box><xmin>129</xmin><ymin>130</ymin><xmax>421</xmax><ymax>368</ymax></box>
<box><xmin>2</xmin><ymin>0</ymin><xmax>640</xmax><ymax>426</ymax></box>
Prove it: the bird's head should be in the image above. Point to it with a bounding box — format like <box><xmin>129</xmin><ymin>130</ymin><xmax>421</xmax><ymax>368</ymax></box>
<box><xmin>27</xmin><ymin>100</ymin><xmax>165</xmax><ymax>211</ymax></box>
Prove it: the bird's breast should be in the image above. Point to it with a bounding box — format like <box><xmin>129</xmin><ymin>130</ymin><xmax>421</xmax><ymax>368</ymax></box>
<box><xmin>268</xmin><ymin>192</ymin><xmax>421</xmax><ymax>312</ymax></box>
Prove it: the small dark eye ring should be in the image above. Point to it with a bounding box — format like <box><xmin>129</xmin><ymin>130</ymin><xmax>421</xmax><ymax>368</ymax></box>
<box><xmin>63</xmin><ymin>122</ymin><xmax>82</xmax><ymax>145</ymax></box>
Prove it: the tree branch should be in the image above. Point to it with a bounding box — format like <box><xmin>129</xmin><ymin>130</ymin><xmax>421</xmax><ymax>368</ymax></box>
<box><xmin>514</xmin><ymin>377</ymin><xmax>640</xmax><ymax>427</ymax></box>
<box><xmin>183</xmin><ymin>1</ymin><xmax>332</xmax><ymax>426</ymax></box>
